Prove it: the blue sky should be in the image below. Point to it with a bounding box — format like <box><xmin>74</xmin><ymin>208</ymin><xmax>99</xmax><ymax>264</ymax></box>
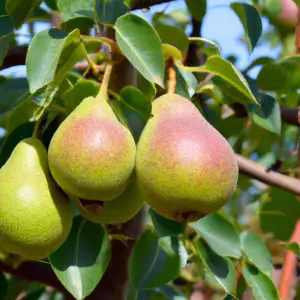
<box><xmin>1</xmin><ymin>0</ymin><xmax>282</xmax><ymax>78</ymax></box>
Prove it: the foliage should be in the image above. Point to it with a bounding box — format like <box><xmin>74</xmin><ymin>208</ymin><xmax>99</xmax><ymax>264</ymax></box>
<box><xmin>0</xmin><ymin>0</ymin><xmax>300</xmax><ymax>299</ymax></box>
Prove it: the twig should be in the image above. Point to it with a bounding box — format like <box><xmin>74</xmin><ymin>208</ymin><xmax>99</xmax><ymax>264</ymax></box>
<box><xmin>197</xmin><ymin>73</ymin><xmax>215</xmax><ymax>90</ymax></box>
<box><xmin>296</xmin><ymin>7</ymin><xmax>300</xmax><ymax>54</ymax></box>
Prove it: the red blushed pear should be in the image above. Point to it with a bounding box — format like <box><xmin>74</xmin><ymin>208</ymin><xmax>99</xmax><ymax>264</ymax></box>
<box><xmin>136</xmin><ymin>94</ymin><xmax>238</xmax><ymax>223</ymax></box>
<box><xmin>48</xmin><ymin>65</ymin><xmax>136</xmax><ymax>201</ymax></box>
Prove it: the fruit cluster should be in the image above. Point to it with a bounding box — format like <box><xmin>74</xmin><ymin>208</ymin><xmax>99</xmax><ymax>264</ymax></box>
<box><xmin>0</xmin><ymin>93</ymin><xmax>238</xmax><ymax>260</ymax></box>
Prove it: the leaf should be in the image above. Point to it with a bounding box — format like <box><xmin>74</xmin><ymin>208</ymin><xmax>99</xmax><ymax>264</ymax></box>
<box><xmin>174</xmin><ymin>65</ymin><xmax>198</xmax><ymax>99</ymax></box>
<box><xmin>0</xmin><ymin>122</ymin><xmax>35</xmax><ymax>167</ymax></box>
<box><xmin>5</xmin><ymin>0</ymin><xmax>43</xmax><ymax>28</ymax></box>
<box><xmin>243</xmin><ymin>56</ymin><xmax>274</xmax><ymax>73</ymax></box>
<box><xmin>188</xmin><ymin>37</ymin><xmax>220</xmax><ymax>57</ymax></box>
<box><xmin>284</xmin><ymin>242</ymin><xmax>300</xmax><ymax>258</ymax></box>
<box><xmin>129</xmin><ymin>229</ymin><xmax>187</xmax><ymax>290</ymax></box>
<box><xmin>242</xmin><ymin>263</ymin><xmax>279</xmax><ymax>300</ymax></box>
<box><xmin>57</xmin><ymin>0</ymin><xmax>95</xmax><ymax>22</ymax></box>
<box><xmin>259</xmin><ymin>188</ymin><xmax>300</xmax><ymax>241</ymax></box>
<box><xmin>195</xmin><ymin>240</ymin><xmax>237</xmax><ymax>294</ymax></box>
<box><xmin>185</xmin><ymin>0</ymin><xmax>206</xmax><ymax>21</ymax></box>
<box><xmin>240</xmin><ymin>231</ymin><xmax>273</xmax><ymax>278</ymax></box>
<box><xmin>137</xmin><ymin>72</ymin><xmax>156</xmax><ymax>101</ymax></box>
<box><xmin>154</xmin><ymin>23</ymin><xmax>188</xmax><ymax>52</ymax></box>
<box><xmin>119</xmin><ymin>86</ymin><xmax>152</xmax><ymax>120</ymax></box>
<box><xmin>230</xmin><ymin>3</ymin><xmax>262</xmax><ymax>52</ymax></box>
<box><xmin>0</xmin><ymin>15</ymin><xmax>13</xmax><ymax>37</ymax></box>
<box><xmin>257</xmin><ymin>56</ymin><xmax>300</xmax><ymax>93</ymax></box>
<box><xmin>0</xmin><ymin>34</ymin><xmax>12</xmax><ymax>66</ymax></box>
<box><xmin>50</xmin><ymin>216</ymin><xmax>111</xmax><ymax>300</ymax></box>
<box><xmin>0</xmin><ymin>78</ymin><xmax>30</xmax><ymax>116</ymax></box>
<box><xmin>248</xmin><ymin>94</ymin><xmax>281</xmax><ymax>135</ymax></box>
<box><xmin>0</xmin><ymin>272</ymin><xmax>7</xmax><ymax>300</ymax></box>
<box><xmin>137</xmin><ymin>290</ymin><xmax>169</xmax><ymax>300</ymax></box>
<box><xmin>115</xmin><ymin>14</ymin><xmax>165</xmax><ymax>87</ymax></box>
<box><xmin>177</xmin><ymin>55</ymin><xmax>257</xmax><ymax>104</ymax></box>
<box><xmin>26</xmin><ymin>28</ymin><xmax>84</xmax><ymax>94</ymax></box>
<box><xmin>162</xmin><ymin>44</ymin><xmax>183</xmax><ymax>61</ymax></box>
<box><xmin>150</xmin><ymin>209</ymin><xmax>186</xmax><ymax>237</ymax></box>
<box><xmin>62</xmin><ymin>79</ymin><xmax>99</xmax><ymax>113</ymax></box>
<box><xmin>190</xmin><ymin>213</ymin><xmax>241</xmax><ymax>258</ymax></box>
<box><xmin>96</xmin><ymin>0</ymin><xmax>128</xmax><ymax>24</ymax></box>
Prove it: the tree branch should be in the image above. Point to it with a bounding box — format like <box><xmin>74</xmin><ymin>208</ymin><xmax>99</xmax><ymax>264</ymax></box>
<box><xmin>236</xmin><ymin>154</ymin><xmax>300</xmax><ymax>195</ymax></box>
<box><xmin>129</xmin><ymin>0</ymin><xmax>175</xmax><ymax>10</ymax></box>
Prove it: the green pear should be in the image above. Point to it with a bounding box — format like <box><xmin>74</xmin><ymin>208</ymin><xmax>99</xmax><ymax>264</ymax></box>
<box><xmin>48</xmin><ymin>96</ymin><xmax>136</xmax><ymax>201</ymax></box>
<box><xmin>0</xmin><ymin>138</ymin><xmax>73</xmax><ymax>260</ymax></box>
<box><xmin>70</xmin><ymin>174</ymin><xmax>144</xmax><ymax>225</ymax></box>
<box><xmin>136</xmin><ymin>94</ymin><xmax>239</xmax><ymax>223</ymax></box>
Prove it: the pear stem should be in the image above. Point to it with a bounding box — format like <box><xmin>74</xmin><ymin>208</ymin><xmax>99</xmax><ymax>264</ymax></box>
<box><xmin>96</xmin><ymin>62</ymin><xmax>113</xmax><ymax>102</ymax></box>
<box><xmin>32</xmin><ymin>114</ymin><xmax>46</xmax><ymax>139</ymax></box>
<box><xmin>167</xmin><ymin>58</ymin><xmax>176</xmax><ymax>94</ymax></box>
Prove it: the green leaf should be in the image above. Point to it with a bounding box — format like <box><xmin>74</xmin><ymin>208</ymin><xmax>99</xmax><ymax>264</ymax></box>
<box><xmin>154</xmin><ymin>23</ymin><xmax>188</xmax><ymax>52</ymax></box>
<box><xmin>45</xmin><ymin>0</ymin><xmax>58</xmax><ymax>10</ymax></box>
<box><xmin>174</xmin><ymin>65</ymin><xmax>198</xmax><ymax>99</ymax></box>
<box><xmin>242</xmin><ymin>263</ymin><xmax>279</xmax><ymax>300</ymax></box>
<box><xmin>129</xmin><ymin>229</ymin><xmax>187</xmax><ymax>290</ymax></box>
<box><xmin>185</xmin><ymin>0</ymin><xmax>206</xmax><ymax>21</ymax></box>
<box><xmin>137</xmin><ymin>72</ymin><xmax>156</xmax><ymax>101</ymax></box>
<box><xmin>150</xmin><ymin>209</ymin><xmax>186</xmax><ymax>237</ymax></box>
<box><xmin>0</xmin><ymin>34</ymin><xmax>12</xmax><ymax>66</ymax></box>
<box><xmin>5</xmin><ymin>0</ymin><xmax>43</xmax><ymax>28</ymax></box>
<box><xmin>57</xmin><ymin>0</ymin><xmax>95</xmax><ymax>22</ymax></box>
<box><xmin>248</xmin><ymin>94</ymin><xmax>281</xmax><ymax>135</ymax></box>
<box><xmin>0</xmin><ymin>122</ymin><xmax>35</xmax><ymax>167</ymax></box>
<box><xmin>257</xmin><ymin>56</ymin><xmax>300</xmax><ymax>93</ymax></box>
<box><xmin>96</xmin><ymin>0</ymin><xmax>128</xmax><ymax>24</ymax></box>
<box><xmin>293</xmin><ymin>0</ymin><xmax>300</xmax><ymax>6</ymax></box>
<box><xmin>0</xmin><ymin>78</ymin><xmax>30</xmax><ymax>116</ymax></box>
<box><xmin>26</xmin><ymin>28</ymin><xmax>84</xmax><ymax>94</ymax></box>
<box><xmin>49</xmin><ymin>216</ymin><xmax>111</xmax><ymax>300</ymax></box>
<box><xmin>240</xmin><ymin>231</ymin><xmax>272</xmax><ymax>278</ymax></box>
<box><xmin>0</xmin><ymin>273</ymin><xmax>7</xmax><ymax>300</ymax></box>
<box><xmin>243</xmin><ymin>57</ymin><xmax>274</xmax><ymax>73</ymax></box>
<box><xmin>195</xmin><ymin>240</ymin><xmax>237</xmax><ymax>294</ymax></box>
<box><xmin>230</xmin><ymin>3</ymin><xmax>262</xmax><ymax>52</ymax></box>
<box><xmin>115</xmin><ymin>14</ymin><xmax>165</xmax><ymax>87</ymax></box>
<box><xmin>0</xmin><ymin>15</ymin><xmax>13</xmax><ymax>37</ymax></box>
<box><xmin>62</xmin><ymin>79</ymin><xmax>99</xmax><ymax>113</ymax></box>
<box><xmin>178</xmin><ymin>55</ymin><xmax>257</xmax><ymax>104</ymax></box>
<box><xmin>120</xmin><ymin>86</ymin><xmax>152</xmax><ymax>120</ymax></box>
<box><xmin>0</xmin><ymin>15</ymin><xmax>13</xmax><ymax>65</ymax></box>
<box><xmin>259</xmin><ymin>188</ymin><xmax>300</xmax><ymax>241</ymax></box>
<box><xmin>190</xmin><ymin>213</ymin><xmax>241</xmax><ymax>258</ymax></box>
<box><xmin>7</xmin><ymin>99</ymin><xmax>39</xmax><ymax>133</ymax></box>
<box><xmin>162</xmin><ymin>44</ymin><xmax>183</xmax><ymax>61</ymax></box>
<box><xmin>137</xmin><ymin>290</ymin><xmax>169</xmax><ymax>300</ymax></box>
<box><xmin>188</xmin><ymin>37</ymin><xmax>220</xmax><ymax>57</ymax></box>
<box><xmin>284</xmin><ymin>241</ymin><xmax>300</xmax><ymax>258</ymax></box>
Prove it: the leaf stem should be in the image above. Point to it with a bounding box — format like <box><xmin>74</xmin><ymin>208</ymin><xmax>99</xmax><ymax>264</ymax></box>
<box><xmin>32</xmin><ymin>112</ymin><xmax>46</xmax><ymax>139</ymax></box>
<box><xmin>80</xmin><ymin>44</ymin><xmax>99</xmax><ymax>75</ymax></box>
<box><xmin>96</xmin><ymin>62</ymin><xmax>113</xmax><ymax>102</ymax></box>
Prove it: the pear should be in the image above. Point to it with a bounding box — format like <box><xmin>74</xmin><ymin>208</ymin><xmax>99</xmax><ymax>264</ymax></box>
<box><xmin>70</xmin><ymin>174</ymin><xmax>145</xmax><ymax>225</ymax></box>
<box><xmin>48</xmin><ymin>96</ymin><xmax>136</xmax><ymax>201</ymax></box>
<box><xmin>0</xmin><ymin>138</ymin><xmax>73</xmax><ymax>260</ymax></box>
<box><xmin>136</xmin><ymin>94</ymin><xmax>238</xmax><ymax>223</ymax></box>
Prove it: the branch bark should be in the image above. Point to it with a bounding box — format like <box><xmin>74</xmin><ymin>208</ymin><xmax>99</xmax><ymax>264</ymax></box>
<box><xmin>236</xmin><ymin>154</ymin><xmax>300</xmax><ymax>195</ymax></box>
<box><xmin>129</xmin><ymin>0</ymin><xmax>175</xmax><ymax>10</ymax></box>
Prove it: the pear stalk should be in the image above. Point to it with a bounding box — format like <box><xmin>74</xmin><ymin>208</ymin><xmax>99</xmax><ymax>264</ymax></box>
<box><xmin>96</xmin><ymin>62</ymin><xmax>113</xmax><ymax>103</ymax></box>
